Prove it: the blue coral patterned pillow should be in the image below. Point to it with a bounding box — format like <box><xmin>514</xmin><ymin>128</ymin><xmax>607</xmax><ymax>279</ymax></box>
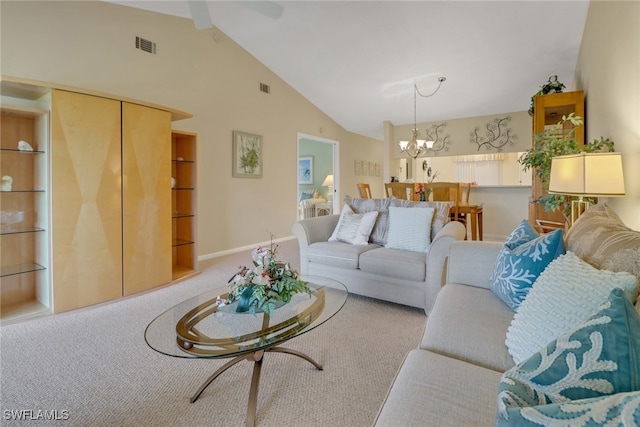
<box><xmin>495</xmin><ymin>288</ymin><xmax>640</xmax><ymax>426</ymax></box>
<box><xmin>489</xmin><ymin>220</ymin><xmax>565</xmax><ymax>311</ymax></box>
<box><xmin>498</xmin><ymin>392</ymin><xmax>640</xmax><ymax>426</ymax></box>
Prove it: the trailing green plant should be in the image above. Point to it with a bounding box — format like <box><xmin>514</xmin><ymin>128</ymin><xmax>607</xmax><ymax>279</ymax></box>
<box><xmin>519</xmin><ymin>113</ymin><xmax>615</xmax><ymax>215</ymax></box>
<box><xmin>528</xmin><ymin>75</ymin><xmax>566</xmax><ymax>116</ymax></box>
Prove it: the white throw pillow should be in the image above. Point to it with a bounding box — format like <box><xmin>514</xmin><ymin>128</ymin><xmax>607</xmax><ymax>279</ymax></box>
<box><xmin>329</xmin><ymin>204</ymin><xmax>378</xmax><ymax>245</ymax></box>
<box><xmin>384</xmin><ymin>206</ymin><xmax>435</xmax><ymax>253</ymax></box>
<box><xmin>505</xmin><ymin>251</ymin><xmax>639</xmax><ymax>364</ymax></box>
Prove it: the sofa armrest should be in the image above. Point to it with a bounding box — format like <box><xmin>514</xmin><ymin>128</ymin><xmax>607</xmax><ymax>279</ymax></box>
<box><xmin>424</xmin><ymin>221</ymin><xmax>467</xmax><ymax>311</ymax></box>
<box><xmin>446</xmin><ymin>241</ymin><xmax>502</xmax><ymax>290</ymax></box>
<box><xmin>291</xmin><ymin>214</ymin><xmax>340</xmax><ymax>274</ymax></box>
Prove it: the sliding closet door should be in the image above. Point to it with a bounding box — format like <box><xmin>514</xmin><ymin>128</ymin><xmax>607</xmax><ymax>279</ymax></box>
<box><xmin>122</xmin><ymin>102</ymin><xmax>172</xmax><ymax>295</ymax></box>
<box><xmin>50</xmin><ymin>90</ymin><xmax>123</xmax><ymax>312</ymax></box>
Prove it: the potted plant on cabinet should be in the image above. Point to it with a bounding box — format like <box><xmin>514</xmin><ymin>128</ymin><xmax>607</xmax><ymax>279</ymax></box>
<box><xmin>519</xmin><ymin>113</ymin><xmax>615</xmax><ymax>221</ymax></box>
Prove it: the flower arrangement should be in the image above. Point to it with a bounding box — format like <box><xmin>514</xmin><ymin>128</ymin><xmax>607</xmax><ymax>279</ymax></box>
<box><xmin>226</xmin><ymin>236</ymin><xmax>311</xmax><ymax>316</ymax></box>
<box><xmin>414</xmin><ymin>183</ymin><xmax>428</xmax><ymax>201</ymax></box>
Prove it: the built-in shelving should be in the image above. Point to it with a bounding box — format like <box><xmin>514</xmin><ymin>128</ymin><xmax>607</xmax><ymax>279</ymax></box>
<box><xmin>0</xmin><ymin>102</ymin><xmax>51</xmax><ymax>322</ymax></box>
<box><xmin>171</xmin><ymin>131</ymin><xmax>198</xmax><ymax>280</ymax></box>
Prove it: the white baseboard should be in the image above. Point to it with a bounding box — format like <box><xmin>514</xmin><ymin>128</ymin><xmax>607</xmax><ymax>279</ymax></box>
<box><xmin>198</xmin><ymin>235</ymin><xmax>296</xmax><ymax>262</ymax></box>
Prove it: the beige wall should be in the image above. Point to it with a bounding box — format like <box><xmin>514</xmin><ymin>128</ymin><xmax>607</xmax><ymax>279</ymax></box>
<box><xmin>342</xmin><ymin>133</ymin><xmax>385</xmax><ymax>199</ymax></box>
<box><xmin>0</xmin><ymin>1</ymin><xmax>380</xmax><ymax>256</ymax></box>
<box><xmin>574</xmin><ymin>0</ymin><xmax>640</xmax><ymax>230</ymax></box>
<box><xmin>2</xmin><ymin>1</ymin><xmax>637</xmax><ymax>259</ymax></box>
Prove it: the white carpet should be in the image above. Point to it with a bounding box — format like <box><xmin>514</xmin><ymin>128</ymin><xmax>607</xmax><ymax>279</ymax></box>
<box><xmin>0</xmin><ymin>240</ymin><xmax>426</xmax><ymax>426</ymax></box>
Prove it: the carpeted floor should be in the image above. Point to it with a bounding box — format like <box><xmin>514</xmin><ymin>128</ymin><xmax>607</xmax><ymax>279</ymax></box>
<box><xmin>0</xmin><ymin>239</ymin><xmax>426</xmax><ymax>426</ymax></box>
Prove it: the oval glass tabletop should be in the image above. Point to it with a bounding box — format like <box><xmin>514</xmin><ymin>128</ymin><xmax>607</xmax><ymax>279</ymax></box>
<box><xmin>144</xmin><ymin>276</ymin><xmax>348</xmax><ymax>359</ymax></box>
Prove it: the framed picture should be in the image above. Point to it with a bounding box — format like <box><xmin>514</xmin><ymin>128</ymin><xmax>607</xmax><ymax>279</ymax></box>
<box><xmin>354</xmin><ymin>160</ymin><xmax>361</xmax><ymax>175</ymax></box>
<box><xmin>232</xmin><ymin>131</ymin><xmax>262</xmax><ymax>178</ymax></box>
<box><xmin>375</xmin><ymin>163</ymin><xmax>381</xmax><ymax>177</ymax></box>
<box><xmin>368</xmin><ymin>161</ymin><xmax>374</xmax><ymax>176</ymax></box>
<box><xmin>361</xmin><ymin>160</ymin><xmax>368</xmax><ymax>176</ymax></box>
<box><xmin>298</xmin><ymin>156</ymin><xmax>314</xmax><ymax>184</ymax></box>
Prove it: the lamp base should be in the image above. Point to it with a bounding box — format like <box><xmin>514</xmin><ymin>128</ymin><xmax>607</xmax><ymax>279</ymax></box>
<box><xmin>570</xmin><ymin>199</ymin><xmax>590</xmax><ymax>226</ymax></box>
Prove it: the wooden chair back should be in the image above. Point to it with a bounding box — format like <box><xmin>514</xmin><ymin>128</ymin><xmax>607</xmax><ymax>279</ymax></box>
<box><xmin>384</xmin><ymin>182</ymin><xmax>416</xmax><ymax>200</ymax></box>
<box><xmin>458</xmin><ymin>182</ymin><xmax>471</xmax><ymax>203</ymax></box>
<box><xmin>357</xmin><ymin>183</ymin><xmax>372</xmax><ymax>199</ymax></box>
<box><xmin>424</xmin><ymin>182</ymin><xmax>461</xmax><ymax>219</ymax></box>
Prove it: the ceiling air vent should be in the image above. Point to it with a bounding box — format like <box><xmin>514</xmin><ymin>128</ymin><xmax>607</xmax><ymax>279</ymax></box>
<box><xmin>259</xmin><ymin>83</ymin><xmax>270</xmax><ymax>94</ymax></box>
<box><xmin>135</xmin><ymin>36</ymin><xmax>157</xmax><ymax>55</ymax></box>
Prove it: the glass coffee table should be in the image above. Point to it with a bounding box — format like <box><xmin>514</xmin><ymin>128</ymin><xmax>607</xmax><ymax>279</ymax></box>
<box><xmin>145</xmin><ymin>276</ymin><xmax>347</xmax><ymax>426</ymax></box>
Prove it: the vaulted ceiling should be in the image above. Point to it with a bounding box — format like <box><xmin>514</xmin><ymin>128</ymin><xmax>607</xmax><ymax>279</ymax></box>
<box><xmin>104</xmin><ymin>1</ymin><xmax>590</xmax><ymax>140</ymax></box>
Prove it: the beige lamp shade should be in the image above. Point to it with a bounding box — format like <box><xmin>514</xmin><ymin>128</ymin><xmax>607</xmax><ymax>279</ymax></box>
<box><xmin>548</xmin><ymin>152</ymin><xmax>625</xmax><ymax>197</ymax></box>
<box><xmin>322</xmin><ymin>174</ymin><xmax>334</xmax><ymax>187</ymax></box>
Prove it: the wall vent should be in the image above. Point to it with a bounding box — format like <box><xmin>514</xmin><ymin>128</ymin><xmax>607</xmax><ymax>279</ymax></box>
<box><xmin>259</xmin><ymin>83</ymin><xmax>270</xmax><ymax>94</ymax></box>
<box><xmin>135</xmin><ymin>36</ymin><xmax>157</xmax><ymax>54</ymax></box>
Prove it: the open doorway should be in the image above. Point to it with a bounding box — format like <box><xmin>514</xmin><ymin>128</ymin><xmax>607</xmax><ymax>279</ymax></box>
<box><xmin>297</xmin><ymin>133</ymin><xmax>339</xmax><ymax>220</ymax></box>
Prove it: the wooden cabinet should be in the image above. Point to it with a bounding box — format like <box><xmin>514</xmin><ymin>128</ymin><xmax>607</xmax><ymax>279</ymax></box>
<box><xmin>50</xmin><ymin>90</ymin><xmax>123</xmax><ymax>312</ymax></box>
<box><xmin>51</xmin><ymin>91</ymin><xmax>174</xmax><ymax>308</ymax></box>
<box><xmin>171</xmin><ymin>131</ymin><xmax>198</xmax><ymax>280</ymax></box>
<box><xmin>529</xmin><ymin>91</ymin><xmax>584</xmax><ymax>231</ymax></box>
<box><xmin>0</xmin><ymin>104</ymin><xmax>50</xmax><ymax>321</ymax></box>
<box><xmin>1</xmin><ymin>78</ymin><xmax>191</xmax><ymax>321</ymax></box>
<box><xmin>122</xmin><ymin>102</ymin><xmax>172</xmax><ymax>295</ymax></box>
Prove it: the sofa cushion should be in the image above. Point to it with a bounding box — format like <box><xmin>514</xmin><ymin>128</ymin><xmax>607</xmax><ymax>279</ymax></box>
<box><xmin>344</xmin><ymin>196</ymin><xmax>391</xmax><ymax>245</ymax></box>
<box><xmin>420</xmin><ymin>283</ymin><xmax>515</xmax><ymax>372</ymax></box>
<box><xmin>330</xmin><ymin>204</ymin><xmax>378</xmax><ymax>245</ymax></box>
<box><xmin>385</xmin><ymin>206</ymin><xmax>435</xmax><ymax>253</ymax></box>
<box><xmin>566</xmin><ymin>203</ymin><xmax>640</xmax><ymax>280</ymax></box>
<box><xmin>390</xmin><ymin>199</ymin><xmax>451</xmax><ymax>238</ymax></box>
<box><xmin>306</xmin><ymin>241</ymin><xmax>380</xmax><ymax>269</ymax></box>
<box><xmin>359</xmin><ymin>247</ymin><xmax>426</xmax><ymax>282</ymax></box>
<box><xmin>489</xmin><ymin>220</ymin><xmax>565</xmax><ymax>311</ymax></box>
<box><xmin>505</xmin><ymin>252</ymin><xmax>639</xmax><ymax>364</ymax></box>
<box><xmin>496</xmin><ymin>288</ymin><xmax>640</xmax><ymax>425</ymax></box>
<box><xmin>375</xmin><ymin>349</ymin><xmax>503</xmax><ymax>427</ymax></box>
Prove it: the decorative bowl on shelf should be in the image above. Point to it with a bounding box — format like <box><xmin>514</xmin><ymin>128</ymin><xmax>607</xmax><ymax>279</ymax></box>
<box><xmin>0</xmin><ymin>210</ymin><xmax>25</xmax><ymax>230</ymax></box>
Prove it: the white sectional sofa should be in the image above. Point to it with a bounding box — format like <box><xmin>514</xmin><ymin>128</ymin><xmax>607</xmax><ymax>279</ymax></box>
<box><xmin>292</xmin><ymin>197</ymin><xmax>466</xmax><ymax>312</ymax></box>
<box><xmin>375</xmin><ymin>204</ymin><xmax>640</xmax><ymax>426</ymax></box>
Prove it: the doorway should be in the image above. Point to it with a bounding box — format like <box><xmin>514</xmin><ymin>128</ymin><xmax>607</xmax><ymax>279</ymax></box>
<box><xmin>297</xmin><ymin>133</ymin><xmax>339</xmax><ymax>220</ymax></box>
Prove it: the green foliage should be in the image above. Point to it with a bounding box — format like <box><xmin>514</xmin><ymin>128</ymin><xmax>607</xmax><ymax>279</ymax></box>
<box><xmin>240</xmin><ymin>141</ymin><xmax>260</xmax><ymax>173</ymax></box>
<box><xmin>528</xmin><ymin>75</ymin><xmax>567</xmax><ymax>115</ymax></box>
<box><xmin>519</xmin><ymin>113</ymin><xmax>615</xmax><ymax>215</ymax></box>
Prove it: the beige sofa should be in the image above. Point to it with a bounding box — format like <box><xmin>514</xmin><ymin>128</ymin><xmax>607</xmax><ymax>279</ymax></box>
<box><xmin>292</xmin><ymin>197</ymin><xmax>466</xmax><ymax>312</ymax></box>
<box><xmin>375</xmin><ymin>204</ymin><xmax>640</xmax><ymax>426</ymax></box>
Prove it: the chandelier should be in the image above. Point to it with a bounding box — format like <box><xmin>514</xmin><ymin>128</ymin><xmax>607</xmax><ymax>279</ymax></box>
<box><xmin>398</xmin><ymin>77</ymin><xmax>446</xmax><ymax>159</ymax></box>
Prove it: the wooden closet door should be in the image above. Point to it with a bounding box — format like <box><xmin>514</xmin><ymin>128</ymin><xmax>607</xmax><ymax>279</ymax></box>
<box><xmin>122</xmin><ymin>102</ymin><xmax>172</xmax><ymax>295</ymax></box>
<box><xmin>51</xmin><ymin>90</ymin><xmax>123</xmax><ymax>312</ymax></box>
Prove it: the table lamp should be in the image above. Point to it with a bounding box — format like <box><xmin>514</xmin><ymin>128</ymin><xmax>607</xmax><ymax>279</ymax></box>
<box><xmin>548</xmin><ymin>152</ymin><xmax>625</xmax><ymax>225</ymax></box>
<box><xmin>322</xmin><ymin>174</ymin><xmax>334</xmax><ymax>202</ymax></box>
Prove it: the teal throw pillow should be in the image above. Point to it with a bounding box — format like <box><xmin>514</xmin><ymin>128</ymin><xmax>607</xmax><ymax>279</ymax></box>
<box><xmin>489</xmin><ymin>220</ymin><xmax>565</xmax><ymax>311</ymax></box>
<box><xmin>497</xmin><ymin>391</ymin><xmax>640</xmax><ymax>426</ymax></box>
<box><xmin>496</xmin><ymin>288</ymin><xmax>640</xmax><ymax>426</ymax></box>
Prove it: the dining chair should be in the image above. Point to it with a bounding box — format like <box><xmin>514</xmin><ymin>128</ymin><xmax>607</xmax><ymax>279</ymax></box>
<box><xmin>453</xmin><ymin>182</ymin><xmax>471</xmax><ymax>225</ymax></box>
<box><xmin>384</xmin><ymin>182</ymin><xmax>416</xmax><ymax>200</ymax></box>
<box><xmin>357</xmin><ymin>183</ymin><xmax>372</xmax><ymax>199</ymax></box>
<box><xmin>424</xmin><ymin>182</ymin><xmax>461</xmax><ymax>222</ymax></box>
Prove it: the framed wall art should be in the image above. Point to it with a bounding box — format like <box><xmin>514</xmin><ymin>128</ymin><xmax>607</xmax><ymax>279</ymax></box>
<box><xmin>354</xmin><ymin>160</ymin><xmax>362</xmax><ymax>175</ymax></box>
<box><xmin>298</xmin><ymin>156</ymin><xmax>314</xmax><ymax>184</ymax></box>
<box><xmin>232</xmin><ymin>130</ymin><xmax>262</xmax><ymax>178</ymax></box>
